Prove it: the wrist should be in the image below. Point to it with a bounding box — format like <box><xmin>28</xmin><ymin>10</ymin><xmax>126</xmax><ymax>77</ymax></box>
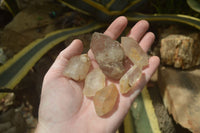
<box><xmin>34</xmin><ymin>122</ymin><xmax>50</xmax><ymax>133</ymax></box>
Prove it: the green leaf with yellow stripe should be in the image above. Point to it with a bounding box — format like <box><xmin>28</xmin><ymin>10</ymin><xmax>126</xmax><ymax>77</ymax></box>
<box><xmin>124</xmin><ymin>87</ymin><xmax>161</xmax><ymax>133</ymax></box>
<box><xmin>58</xmin><ymin>0</ymin><xmax>200</xmax><ymax>30</ymax></box>
<box><xmin>3</xmin><ymin>0</ymin><xmax>19</xmax><ymax>16</ymax></box>
<box><xmin>0</xmin><ymin>21</ymin><xmax>105</xmax><ymax>98</ymax></box>
<box><xmin>57</xmin><ymin>0</ymin><xmax>147</xmax><ymax>21</ymax></box>
<box><xmin>187</xmin><ymin>0</ymin><xmax>200</xmax><ymax>13</ymax></box>
<box><xmin>126</xmin><ymin>13</ymin><xmax>200</xmax><ymax>30</ymax></box>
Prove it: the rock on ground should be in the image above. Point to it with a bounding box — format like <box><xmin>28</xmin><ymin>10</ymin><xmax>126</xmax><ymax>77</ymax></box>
<box><xmin>158</xmin><ymin>66</ymin><xmax>200</xmax><ymax>132</ymax></box>
<box><xmin>160</xmin><ymin>34</ymin><xmax>200</xmax><ymax>69</ymax></box>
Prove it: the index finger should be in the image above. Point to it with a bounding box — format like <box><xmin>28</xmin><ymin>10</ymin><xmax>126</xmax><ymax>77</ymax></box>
<box><xmin>104</xmin><ymin>16</ymin><xmax>128</xmax><ymax>40</ymax></box>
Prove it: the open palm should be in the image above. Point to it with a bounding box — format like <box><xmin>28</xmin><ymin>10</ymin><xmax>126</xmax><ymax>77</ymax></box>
<box><xmin>35</xmin><ymin>16</ymin><xmax>160</xmax><ymax>133</ymax></box>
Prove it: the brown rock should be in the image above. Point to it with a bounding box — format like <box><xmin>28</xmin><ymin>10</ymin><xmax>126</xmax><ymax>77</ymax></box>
<box><xmin>93</xmin><ymin>84</ymin><xmax>119</xmax><ymax>116</ymax></box>
<box><xmin>120</xmin><ymin>65</ymin><xmax>142</xmax><ymax>94</ymax></box>
<box><xmin>160</xmin><ymin>34</ymin><xmax>200</xmax><ymax>69</ymax></box>
<box><xmin>83</xmin><ymin>68</ymin><xmax>106</xmax><ymax>97</ymax></box>
<box><xmin>63</xmin><ymin>54</ymin><xmax>91</xmax><ymax>81</ymax></box>
<box><xmin>121</xmin><ymin>37</ymin><xmax>148</xmax><ymax>69</ymax></box>
<box><xmin>158</xmin><ymin>66</ymin><xmax>200</xmax><ymax>132</ymax></box>
<box><xmin>90</xmin><ymin>32</ymin><xmax>125</xmax><ymax>80</ymax></box>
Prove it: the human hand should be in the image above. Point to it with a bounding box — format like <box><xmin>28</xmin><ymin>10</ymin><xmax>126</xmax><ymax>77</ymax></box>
<box><xmin>35</xmin><ymin>16</ymin><xmax>160</xmax><ymax>133</ymax></box>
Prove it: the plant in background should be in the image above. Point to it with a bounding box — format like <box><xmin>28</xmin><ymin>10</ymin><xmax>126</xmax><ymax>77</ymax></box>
<box><xmin>57</xmin><ymin>0</ymin><xmax>200</xmax><ymax>29</ymax></box>
<box><xmin>0</xmin><ymin>0</ymin><xmax>199</xmax><ymax>132</ymax></box>
<box><xmin>187</xmin><ymin>0</ymin><xmax>200</xmax><ymax>13</ymax></box>
<box><xmin>1</xmin><ymin>0</ymin><xmax>19</xmax><ymax>16</ymax></box>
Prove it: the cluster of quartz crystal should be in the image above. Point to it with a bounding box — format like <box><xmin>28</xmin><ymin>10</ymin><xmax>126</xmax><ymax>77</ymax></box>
<box><xmin>63</xmin><ymin>54</ymin><xmax>91</xmax><ymax>81</ymax></box>
<box><xmin>64</xmin><ymin>32</ymin><xmax>148</xmax><ymax>116</ymax></box>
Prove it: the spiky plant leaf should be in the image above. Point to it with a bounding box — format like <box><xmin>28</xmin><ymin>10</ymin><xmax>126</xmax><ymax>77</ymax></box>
<box><xmin>127</xmin><ymin>13</ymin><xmax>200</xmax><ymax>30</ymax></box>
<box><xmin>124</xmin><ymin>87</ymin><xmax>161</xmax><ymax>133</ymax></box>
<box><xmin>0</xmin><ymin>22</ymin><xmax>105</xmax><ymax>99</ymax></box>
<box><xmin>187</xmin><ymin>0</ymin><xmax>200</xmax><ymax>13</ymax></box>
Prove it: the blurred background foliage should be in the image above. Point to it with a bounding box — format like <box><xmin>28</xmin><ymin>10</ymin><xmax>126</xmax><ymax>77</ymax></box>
<box><xmin>150</xmin><ymin>0</ymin><xmax>200</xmax><ymax>15</ymax></box>
<box><xmin>2</xmin><ymin>0</ymin><xmax>200</xmax><ymax>19</ymax></box>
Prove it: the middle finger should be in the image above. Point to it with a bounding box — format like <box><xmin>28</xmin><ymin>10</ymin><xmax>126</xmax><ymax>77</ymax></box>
<box><xmin>128</xmin><ymin>20</ymin><xmax>149</xmax><ymax>42</ymax></box>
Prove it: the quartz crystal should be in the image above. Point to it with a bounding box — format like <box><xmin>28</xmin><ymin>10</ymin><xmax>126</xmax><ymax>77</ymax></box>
<box><xmin>63</xmin><ymin>54</ymin><xmax>91</xmax><ymax>81</ymax></box>
<box><xmin>120</xmin><ymin>65</ymin><xmax>142</xmax><ymax>94</ymax></box>
<box><xmin>83</xmin><ymin>68</ymin><xmax>106</xmax><ymax>97</ymax></box>
<box><xmin>121</xmin><ymin>37</ymin><xmax>148</xmax><ymax>68</ymax></box>
<box><xmin>93</xmin><ymin>84</ymin><xmax>119</xmax><ymax>116</ymax></box>
<box><xmin>90</xmin><ymin>32</ymin><xmax>125</xmax><ymax>80</ymax></box>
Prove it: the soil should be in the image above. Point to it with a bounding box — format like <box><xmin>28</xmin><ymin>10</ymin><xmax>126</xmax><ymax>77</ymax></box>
<box><xmin>147</xmin><ymin>81</ymin><xmax>192</xmax><ymax>133</ymax></box>
<box><xmin>0</xmin><ymin>10</ymin><xmax>12</xmax><ymax>29</ymax></box>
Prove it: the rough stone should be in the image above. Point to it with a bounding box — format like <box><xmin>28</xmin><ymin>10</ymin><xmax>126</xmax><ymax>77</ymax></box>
<box><xmin>160</xmin><ymin>34</ymin><xmax>200</xmax><ymax>69</ymax></box>
<box><xmin>63</xmin><ymin>54</ymin><xmax>91</xmax><ymax>81</ymax></box>
<box><xmin>121</xmin><ymin>37</ymin><xmax>149</xmax><ymax>69</ymax></box>
<box><xmin>83</xmin><ymin>68</ymin><xmax>106</xmax><ymax>97</ymax></box>
<box><xmin>93</xmin><ymin>84</ymin><xmax>119</xmax><ymax>116</ymax></box>
<box><xmin>0</xmin><ymin>109</ymin><xmax>26</xmax><ymax>133</ymax></box>
<box><xmin>158</xmin><ymin>66</ymin><xmax>200</xmax><ymax>132</ymax></box>
<box><xmin>120</xmin><ymin>65</ymin><xmax>142</xmax><ymax>94</ymax></box>
<box><xmin>90</xmin><ymin>32</ymin><xmax>125</xmax><ymax>80</ymax></box>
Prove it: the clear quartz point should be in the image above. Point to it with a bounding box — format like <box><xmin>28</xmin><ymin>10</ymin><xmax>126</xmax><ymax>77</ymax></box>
<box><xmin>83</xmin><ymin>68</ymin><xmax>106</xmax><ymax>97</ymax></box>
<box><xmin>121</xmin><ymin>37</ymin><xmax>148</xmax><ymax>68</ymax></box>
<box><xmin>120</xmin><ymin>65</ymin><xmax>142</xmax><ymax>94</ymax></box>
<box><xmin>93</xmin><ymin>84</ymin><xmax>119</xmax><ymax>116</ymax></box>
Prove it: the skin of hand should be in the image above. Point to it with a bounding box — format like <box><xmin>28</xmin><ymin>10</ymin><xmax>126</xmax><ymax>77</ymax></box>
<box><xmin>35</xmin><ymin>16</ymin><xmax>160</xmax><ymax>133</ymax></box>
